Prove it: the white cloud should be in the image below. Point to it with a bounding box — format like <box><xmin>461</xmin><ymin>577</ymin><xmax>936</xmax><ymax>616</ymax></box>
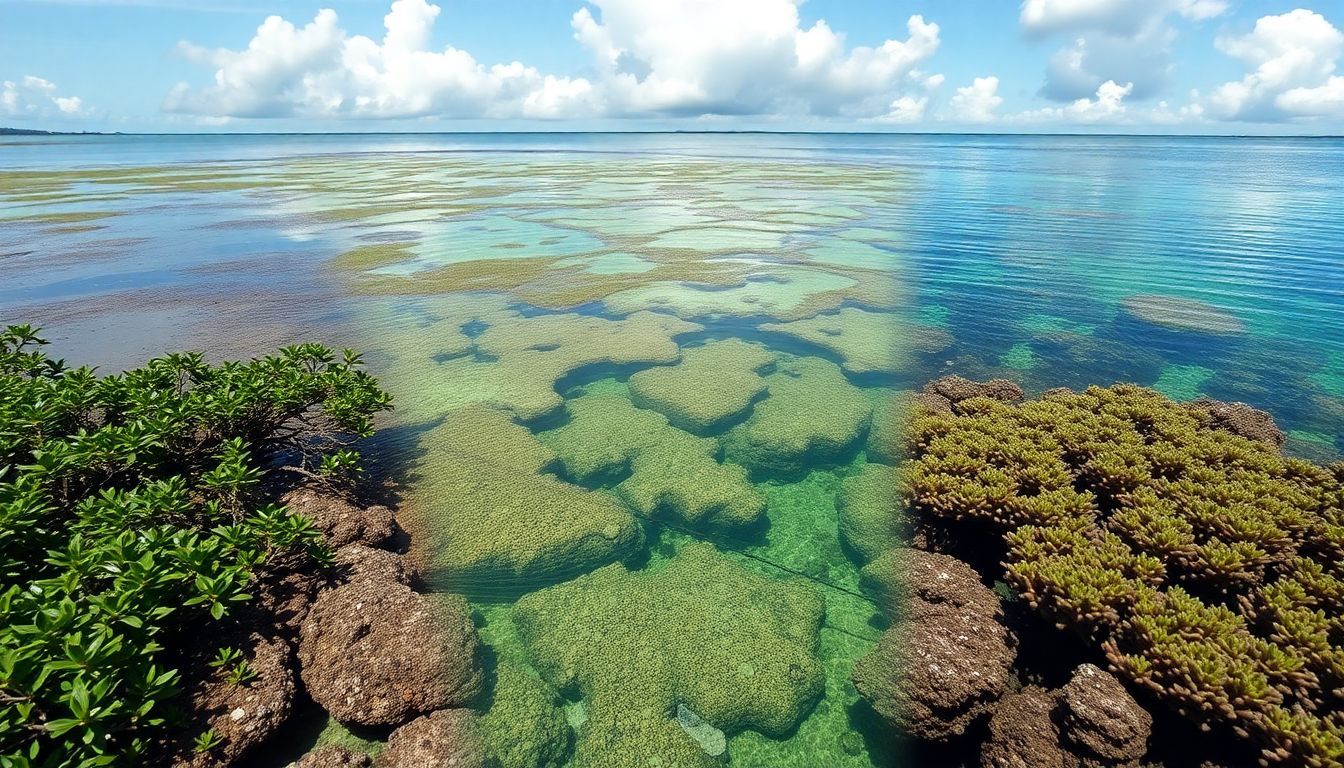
<box><xmin>1021</xmin><ymin>0</ymin><xmax>1227</xmax><ymax>102</ymax></box>
<box><xmin>1208</xmin><ymin>9</ymin><xmax>1344</xmax><ymax>121</ymax></box>
<box><xmin>948</xmin><ymin>76</ymin><xmax>1003</xmax><ymax>122</ymax></box>
<box><xmin>1</xmin><ymin>75</ymin><xmax>89</xmax><ymax>119</ymax></box>
<box><xmin>165</xmin><ymin>0</ymin><xmax>943</xmax><ymax>121</ymax></box>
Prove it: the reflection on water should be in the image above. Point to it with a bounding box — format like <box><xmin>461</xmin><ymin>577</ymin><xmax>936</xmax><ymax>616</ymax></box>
<box><xmin>3</xmin><ymin>133</ymin><xmax>1343</xmax><ymax>765</ymax></box>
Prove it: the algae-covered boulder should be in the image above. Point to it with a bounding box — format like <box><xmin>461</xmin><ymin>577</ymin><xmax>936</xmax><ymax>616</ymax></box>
<box><xmin>417</xmin><ymin>405</ymin><xmax>643</xmax><ymax>595</ymax></box>
<box><xmin>478</xmin><ymin>661</ymin><xmax>571</xmax><ymax>768</ymax></box>
<box><xmin>627</xmin><ymin>339</ymin><xmax>775</xmax><ymax>434</ymax></box>
<box><xmin>837</xmin><ymin>463</ymin><xmax>907</xmax><ymax>564</ymax></box>
<box><xmin>375</xmin><ymin>708</ymin><xmax>494</xmax><ymax>768</ymax></box>
<box><xmin>541</xmin><ymin>393</ymin><xmax>766</xmax><ymax>530</ymax></box>
<box><xmin>762</xmin><ymin>307</ymin><xmax>950</xmax><ymax>376</ymax></box>
<box><xmin>513</xmin><ymin>542</ymin><xmax>826</xmax><ymax>768</ymax></box>
<box><xmin>722</xmin><ymin>356</ymin><xmax>873</xmax><ymax>478</ymax></box>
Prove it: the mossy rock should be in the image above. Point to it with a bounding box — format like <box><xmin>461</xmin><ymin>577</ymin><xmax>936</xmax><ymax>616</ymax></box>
<box><xmin>417</xmin><ymin>405</ymin><xmax>643</xmax><ymax>594</ymax></box>
<box><xmin>722</xmin><ymin>356</ymin><xmax>873</xmax><ymax>478</ymax></box>
<box><xmin>479</xmin><ymin>661</ymin><xmax>572</xmax><ymax>768</ymax></box>
<box><xmin>541</xmin><ymin>393</ymin><xmax>764</xmax><ymax>530</ymax></box>
<box><xmin>627</xmin><ymin>339</ymin><xmax>775</xmax><ymax>434</ymax></box>
<box><xmin>865</xmin><ymin>391</ymin><xmax>915</xmax><ymax>465</ymax></box>
<box><xmin>837</xmin><ymin>463</ymin><xmax>907</xmax><ymax>565</ymax></box>
<box><xmin>761</xmin><ymin>307</ymin><xmax>951</xmax><ymax>376</ymax></box>
<box><xmin>512</xmin><ymin>542</ymin><xmax>826</xmax><ymax>768</ymax></box>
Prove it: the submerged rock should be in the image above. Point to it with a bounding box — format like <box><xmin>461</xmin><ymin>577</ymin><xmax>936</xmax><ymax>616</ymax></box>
<box><xmin>923</xmin><ymin>375</ymin><xmax>1024</xmax><ymax>407</ymax></box>
<box><xmin>417</xmin><ymin>405</ymin><xmax>643</xmax><ymax>594</ymax></box>
<box><xmin>722</xmin><ymin>356</ymin><xmax>873</xmax><ymax>478</ymax></box>
<box><xmin>837</xmin><ymin>463</ymin><xmax>908</xmax><ymax>564</ymax></box>
<box><xmin>513</xmin><ymin>542</ymin><xmax>825</xmax><ymax>768</ymax></box>
<box><xmin>627</xmin><ymin>338</ymin><xmax>775</xmax><ymax>434</ymax></box>
<box><xmin>375</xmin><ymin>709</ymin><xmax>494</xmax><ymax>768</ymax></box>
<box><xmin>298</xmin><ymin>579</ymin><xmax>482</xmax><ymax>727</ymax></box>
<box><xmin>1121</xmin><ymin>293</ymin><xmax>1246</xmax><ymax>336</ymax></box>
<box><xmin>761</xmin><ymin>307</ymin><xmax>950</xmax><ymax>376</ymax></box>
<box><xmin>478</xmin><ymin>661</ymin><xmax>572</xmax><ymax>768</ymax></box>
<box><xmin>677</xmin><ymin>704</ymin><xmax>728</xmax><ymax>758</ymax></box>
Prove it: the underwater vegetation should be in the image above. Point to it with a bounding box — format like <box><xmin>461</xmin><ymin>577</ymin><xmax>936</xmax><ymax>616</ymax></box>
<box><xmin>904</xmin><ymin>384</ymin><xmax>1344</xmax><ymax>766</ymax></box>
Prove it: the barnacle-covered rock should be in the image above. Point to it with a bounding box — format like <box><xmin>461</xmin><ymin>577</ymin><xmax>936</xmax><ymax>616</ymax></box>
<box><xmin>513</xmin><ymin>542</ymin><xmax>825</xmax><ymax>768</ymax></box>
<box><xmin>417</xmin><ymin>405</ymin><xmax>642</xmax><ymax>593</ymax></box>
<box><xmin>853</xmin><ymin>549</ymin><xmax>1015</xmax><ymax>741</ymax></box>
<box><xmin>981</xmin><ymin>686</ymin><xmax>1067</xmax><ymax>768</ymax></box>
<box><xmin>478</xmin><ymin>661</ymin><xmax>571</xmax><ymax>768</ymax></box>
<box><xmin>375</xmin><ymin>709</ymin><xmax>494</xmax><ymax>768</ymax></box>
<box><xmin>627</xmin><ymin>339</ymin><xmax>775</xmax><ymax>434</ymax></box>
<box><xmin>282</xmin><ymin>486</ymin><xmax>395</xmax><ymax>549</ymax></box>
<box><xmin>722</xmin><ymin>356</ymin><xmax>873</xmax><ymax>478</ymax></box>
<box><xmin>1058</xmin><ymin>664</ymin><xmax>1151</xmax><ymax>766</ymax></box>
<box><xmin>1187</xmin><ymin>396</ymin><xmax>1286</xmax><ymax>450</ymax></box>
<box><xmin>298</xmin><ymin>580</ymin><xmax>482</xmax><ymax>727</ymax></box>
<box><xmin>540</xmin><ymin>392</ymin><xmax>765</xmax><ymax>530</ymax></box>
<box><xmin>334</xmin><ymin>544</ymin><xmax>413</xmax><ymax>586</ymax></box>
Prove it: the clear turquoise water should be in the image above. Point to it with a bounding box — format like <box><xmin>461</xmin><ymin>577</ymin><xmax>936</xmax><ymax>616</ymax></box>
<box><xmin>2</xmin><ymin>133</ymin><xmax>1342</xmax><ymax>766</ymax></box>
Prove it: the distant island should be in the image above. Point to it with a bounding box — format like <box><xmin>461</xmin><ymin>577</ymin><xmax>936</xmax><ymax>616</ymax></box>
<box><xmin>0</xmin><ymin>127</ymin><xmax>114</xmax><ymax>136</ymax></box>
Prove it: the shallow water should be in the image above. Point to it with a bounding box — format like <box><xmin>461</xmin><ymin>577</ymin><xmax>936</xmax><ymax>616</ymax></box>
<box><xmin>3</xmin><ymin>133</ymin><xmax>1343</xmax><ymax>765</ymax></box>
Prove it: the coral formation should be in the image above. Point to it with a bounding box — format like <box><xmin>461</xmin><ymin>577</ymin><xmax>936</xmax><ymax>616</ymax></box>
<box><xmin>761</xmin><ymin>307</ymin><xmax>950</xmax><ymax>375</ymax></box>
<box><xmin>904</xmin><ymin>382</ymin><xmax>1344</xmax><ymax>765</ymax></box>
<box><xmin>722</xmin><ymin>356</ymin><xmax>873</xmax><ymax>478</ymax></box>
<box><xmin>415</xmin><ymin>405</ymin><xmax>643</xmax><ymax>593</ymax></box>
<box><xmin>837</xmin><ymin>463</ymin><xmax>907</xmax><ymax>564</ymax></box>
<box><xmin>627</xmin><ymin>339</ymin><xmax>775</xmax><ymax>433</ymax></box>
<box><xmin>512</xmin><ymin>542</ymin><xmax>826</xmax><ymax>768</ymax></box>
<box><xmin>539</xmin><ymin>392</ymin><xmax>766</xmax><ymax>530</ymax></box>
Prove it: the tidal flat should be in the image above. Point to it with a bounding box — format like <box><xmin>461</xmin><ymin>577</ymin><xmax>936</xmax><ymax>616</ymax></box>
<box><xmin>3</xmin><ymin>133</ymin><xmax>1343</xmax><ymax>766</ymax></box>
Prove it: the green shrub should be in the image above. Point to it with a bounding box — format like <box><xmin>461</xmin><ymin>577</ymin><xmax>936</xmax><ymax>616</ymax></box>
<box><xmin>905</xmin><ymin>383</ymin><xmax>1344</xmax><ymax>766</ymax></box>
<box><xmin>0</xmin><ymin>325</ymin><xmax>390</xmax><ymax>767</ymax></box>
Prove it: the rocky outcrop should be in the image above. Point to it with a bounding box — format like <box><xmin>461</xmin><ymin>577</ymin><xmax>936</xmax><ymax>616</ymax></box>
<box><xmin>853</xmin><ymin>549</ymin><xmax>1016</xmax><ymax>741</ymax></box>
<box><xmin>334</xmin><ymin>543</ymin><xmax>414</xmax><ymax>586</ymax></box>
<box><xmin>1187</xmin><ymin>397</ymin><xmax>1286</xmax><ymax>450</ymax></box>
<box><xmin>283</xmin><ymin>486</ymin><xmax>396</xmax><ymax>549</ymax></box>
<box><xmin>1058</xmin><ymin>664</ymin><xmax>1151</xmax><ymax>767</ymax></box>
<box><xmin>982</xmin><ymin>686</ymin><xmax>1067</xmax><ymax>768</ymax></box>
<box><xmin>375</xmin><ymin>709</ymin><xmax>494</xmax><ymax>768</ymax></box>
<box><xmin>923</xmin><ymin>376</ymin><xmax>1024</xmax><ymax>408</ymax></box>
<box><xmin>173</xmin><ymin>633</ymin><xmax>295</xmax><ymax>767</ymax></box>
<box><xmin>287</xmin><ymin>746</ymin><xmax>372</xmax><ymax>768</ymax></box>
<box><xmin>298</xmin><ymin>579</ymin><xmax>482</xmax><ymax>727</ymax></box>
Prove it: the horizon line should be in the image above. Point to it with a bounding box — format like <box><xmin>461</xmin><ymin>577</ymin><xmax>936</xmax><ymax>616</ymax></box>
<box><xmin>6</xmin><ymin>128</ymin><xmax>1344</xmax><ymax>139</ymax></box>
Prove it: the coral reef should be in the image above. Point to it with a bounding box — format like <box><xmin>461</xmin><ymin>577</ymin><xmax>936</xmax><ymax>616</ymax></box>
<box><xmin>539</xmin><ymin>392</ymin><xmax>766</xmax><ymax>530</ymax></box>
<box><xmin>722</xmin><ymin>356</ymin><xmax>873</xmax><ymax>478</ymax></box>
<box><xmin>1186</xmin><ymin>395</ymin><xmax>1286</xmax><ymax>449</ymax></box>
<box><xmin>836</xmin><ymin>463</ymin><xmax>907</xmax><ymax>564</ymax></box>
<box><xmin>415</xmin><ymin>405</ymin><xmax>643</xmax><ymax>592</ymax></box>
<box><xmin>904</xmin><ymin>382</ymin><xmax>1344</xmax><ymax>765</ymax></box>
<box><xmin>512</xmin><ymin>542</ymin><xmax>826</xmax><ymax>768</ymax></box>
<box><xmin>627</xmin><ymin>339</ymin><xmax>775</xmax><ymax>434</ymax></box>
<box><xmin>761</xmin><ymin>307</ymin><xmax>950</xmax><ymax>375</ymax></box>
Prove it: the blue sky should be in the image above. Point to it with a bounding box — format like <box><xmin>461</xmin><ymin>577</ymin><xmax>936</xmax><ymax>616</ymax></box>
<box><xmin>2</xmin><ymin>0</ymin><xmax>1342</xmax><ymax>132</ymax></box>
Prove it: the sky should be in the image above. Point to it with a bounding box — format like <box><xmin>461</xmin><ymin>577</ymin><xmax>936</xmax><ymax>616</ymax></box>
<box><xmin>2</xmin><ymin>0</ymin><xmax>1343</xmax><ymax>133</ymax></box>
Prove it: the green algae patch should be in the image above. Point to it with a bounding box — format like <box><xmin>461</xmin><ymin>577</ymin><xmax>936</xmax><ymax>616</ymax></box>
<box><xmin>627</xmin><ymin>339</ymin><xmax>775</xmax><ymax>434</ymax></box>
<box><xmin>383</xmin><ymin>303</ymin><xmax>701</xmax><ymax>423</ymax></box>
<box><xmin>329</xmin><ymin>242</ymin><xmax>417</xmax><ymax>272</ymax></box>
<box><xmin>513</xmin><ymin>542</ymin><xmax>826</xmax><ymax>768</ymax></box>
<box><xmin>864</xmin><ymin>391</ymin><xmax>910</xmax><ymax>466</ymax></box>
<box><xmin>540</xmin><ymin>392</ymin><xmax>766</xmax><ymax>530</ymax></box>
<box><xmin>602</xmin><ymin>267</ymin><xmax>858</xmax><ymax>321</ymax></box>
<box><xmin>13</xmin><ymin>210</ymin><xmax>121</xmax><ymax>225</ymax></box>
<box><xmin>479</xmin><ymin>660</ymin><xmax>572</xmax><ymax>768</ymax></box>
<box><xmin>416</xmin><ymin>405</ymin><xmax>642</xmax><ymax>595</ymax></box>
<box><xmin>1152</xmin><ymin>363</ymin><xmax>1215</xmax><ymax>401</ymax></box>
<box><xmin>1000</xmin><ymin>342</ymin><xmax>1036</xmax><ymax>371</ymax></box>
<box><xmin>723</xmin><ymin>357</ymin><xmax>873</xmax><ymax>478</ymax></box>
<box><xmin>837</xmin><ymin>463</ymin><xmax>907</xmax><ymax>565</ymax></box>
<box><xmin>761</xmin><ymin>307</ymin><xmax>950</xmax><ymax>376</ymax></box>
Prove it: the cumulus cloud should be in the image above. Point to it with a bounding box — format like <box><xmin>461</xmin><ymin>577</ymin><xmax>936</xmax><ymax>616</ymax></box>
<box><xmin>165</xmin><ymin>0</ymin><xmax>943</xmax><ymax>121</ymax></box>
<box><xmin>1021</xmin><ymin>0</ymin><xmax>1227</xmax><ymax>102</ymax></box>
<box><xmin>948</xmin><ymin>76</ymin><xmax>1003</xmax><ymax>122</ymax></box>
<box><xmin>1208</xmin><ymin>9</ymin><xmax>1344</xmax><ymax>121</ymax></box>
<box><xmin>1017</xmin><ymin>79</ymin><xmax>1135</xmax><ymax>122</ymax></box>
<box><xmin>2</xmin><ymin>75</ymin><xmax>88</xmax><ymax>119</ymax></box>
